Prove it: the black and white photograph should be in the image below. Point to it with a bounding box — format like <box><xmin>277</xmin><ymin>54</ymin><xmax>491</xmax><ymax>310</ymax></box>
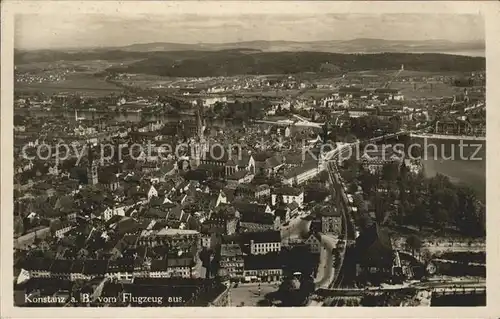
<box><xmin>1</xmin><ymin>1</ymin><xmax>498</xmax><ymax>315</ymax></box>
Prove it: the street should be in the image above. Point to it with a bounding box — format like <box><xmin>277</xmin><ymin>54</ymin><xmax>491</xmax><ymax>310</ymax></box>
<box><xmin>280</xmin><ymin>215</ymin><xmax>339</xmax><ymax>290</ymax></box>
<box><xmin>230</xmin><ymin>283</ymin><xmax>279</xmax><ymax>306</ymax></box>
<box><xmin>314</xmin><ymin>234</ymin><xmax>339</xmax><ymax>288</ymax></box>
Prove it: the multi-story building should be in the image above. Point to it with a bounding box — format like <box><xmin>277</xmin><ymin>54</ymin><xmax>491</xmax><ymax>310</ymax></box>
<box><xmin>271</xmin><ymin>186</ymin><xmax>304</xmax><ymax>207</ymax></box>
<box><xmin>243</xmin><ymin>253</ymin><xmax>283</xmax><ymax>282</ymax></box>
<box><xmin>282</xmin><ymin>161</ymin><xmax>320</xmax><ymax>186</ymax></box>
<box><xmin>248</xmin><ymin>231</ymin><xmax>281</xmax><ymax>255</ymax></box>
<box><xmin>360</xmin><ymin>146</ymin><xmax>403</xmax><ymax>174</ymax></box>
<box><xmin>310</xmin><ymin>204</ymin><xmax>342</xmax><ymax>236</ymax></box>
<box><xmin>304</xmin><ymin>234</ymin><xmax>322</xmax><ymax>254</ymax></box>
<box><xmin>138</xmin><ymin>229</ymin><xmax>200</xmax><ymax>252</ymax></box>
<box><xmin>220</xmin><ymin>244</ymin><xmax>244</xmax><ymax>281</ymax></box>
<box><xmin>148</xmin><ymin>257</ymin><xmax>195</xmax><ymax>279</ymax></box>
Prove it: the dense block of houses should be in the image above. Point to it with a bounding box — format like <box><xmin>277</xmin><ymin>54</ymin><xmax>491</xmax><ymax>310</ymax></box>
<box><xmin>220</xmin><ymin>244</ymin><xmax>244</xmax><ymax>281</ymax></box>
<box><xmin>243</xmin><ymin>253</ymin><xmax>283</xmax><ymax>282</ymax></box>
<box><xmin>271</xmin><ymin>186</ymin><xmax>304</xmax><ymax>207</ymax></box>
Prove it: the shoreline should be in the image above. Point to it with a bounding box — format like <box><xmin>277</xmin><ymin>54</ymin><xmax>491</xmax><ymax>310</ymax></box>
<box><xmin>410</xmin><ymin>133</ymin><xmax>485</xmax><ymax>141</ymax></box>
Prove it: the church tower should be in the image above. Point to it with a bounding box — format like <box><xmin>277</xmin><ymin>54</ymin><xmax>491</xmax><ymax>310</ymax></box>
<box><xmin>87</xmin><ymin>144</ymin><xmax>99</xmax><ymax>185</ymax></box>
<box><xmin>191</xmin><ymin>101</ymin><xmax>208</xmax><ymax>167</ymax></box>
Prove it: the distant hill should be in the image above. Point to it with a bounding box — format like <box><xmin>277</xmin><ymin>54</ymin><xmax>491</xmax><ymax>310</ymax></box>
<box><xmin>14</xmin><ymin>39</ymin><xmax>485</xmax><ymax>77</ymax></box>
<box><xmin>105</xmin><ymin>51</ymin><xmax>485</xmax><ymax>77</ymax></box>
<box><xmin>116</xmin><ymin>39</ymin><xmax>484</xmax><ymax>55</ymax></box>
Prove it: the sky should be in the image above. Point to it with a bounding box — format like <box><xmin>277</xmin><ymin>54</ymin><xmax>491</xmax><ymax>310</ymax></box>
<box><xmin>15</xmin><ymin>13</ymin><xmax>485</xmax><ymax>50</ymax></box>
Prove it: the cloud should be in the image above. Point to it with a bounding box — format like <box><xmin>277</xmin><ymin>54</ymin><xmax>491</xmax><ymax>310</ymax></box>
<box><xmin>15</xmin><ymin>13</ymin><xmax>484</xmax><ymax>50</ymax></box>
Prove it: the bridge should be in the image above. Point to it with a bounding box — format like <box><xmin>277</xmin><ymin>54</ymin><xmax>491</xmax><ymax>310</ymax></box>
<box><xmin>254</xmin><ymin>115</ymin><xmax>324</xmax><ymax>128</ymax></box>
<box><xmin>409</xmin><ymin>132</ymin><xmax>485</xmax><ymax>141</ymax></box>
<box><xmin>315</xmin><ymin>283</ymin><xmax>485</xmax><ymax>298</ymax></box>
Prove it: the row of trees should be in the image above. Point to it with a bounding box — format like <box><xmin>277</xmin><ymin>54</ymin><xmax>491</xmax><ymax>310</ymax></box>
<box><xmin>212</xmin><ymin>100</ymin><xmax>268</xmax><ymax>122</ymax></box>
<box><xmin>344</xmin><ymin>159</ymin><xmax>485</xmax><ymax>238</ymax></box>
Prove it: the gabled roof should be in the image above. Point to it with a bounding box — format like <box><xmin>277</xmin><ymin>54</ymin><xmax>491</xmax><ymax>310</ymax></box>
<box><xmin>240</xmin><ymin>212</ymin><xmax>275</xmax><ymax>225</ymax></box>
<box><xmin>233</xmin><ymin>201</ymin><xmax>268</xmax><ymax>214</ymax></box>
<box><xmin>283</xmin><ymin>161</ymin><xmax>318</xmax><ymax>179</ymax></box>
<box><xmin>227</xmin><ymin>170</ymin><xmax>250</xmax><ymax>181</ymax></box>
<box><xmin>83</xmin><ymin>259</ymin><xmax>110</xmax><ymax>275</ymax></box>
<box><xmin>273</xmin><ymin>186</ymin><xmax>303</xmax><ymax>196</ymax></box>
<box><xmin>50</xmin><ymin>259</ymin><xmax>73</xmax><ymax>274</ymax></box>
<box><xmin>243</xmin><ymin>252</ymin><xmax>283</xmax><ymax>270</ymax></box>
<box><xmin>245</xmin><ymin>230</ymin><xmax>281</xmax><ymax>244</ymax></box>
<box><xmin>23</xmin><ymin>257</ymin><xmax>53</xmax><ymax>271</ymax></box>
<box><xmin>108</xmin><ymin>258</ymin><xmax>135</xmax><ymax>272</ymax></box>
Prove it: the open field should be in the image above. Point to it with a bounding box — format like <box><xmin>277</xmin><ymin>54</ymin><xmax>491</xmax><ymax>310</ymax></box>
<box><xmin>391</xmin><ymin>82</ymin><xmax>462</xmax><ymax>99</ymax></box>
<box><xmin>16</xmin><ymin>73</ymin><xmax>124</xmax><ymax>97</ymax></box>
<box><xmin>345</xmin><ymin>70</ymin><xmax>466</xmax><ymax>77</ymax></box>
<box><xmin>15</xmin><ymin>59</ymin><xmax>142</xmax><ymax>73</ymax></box>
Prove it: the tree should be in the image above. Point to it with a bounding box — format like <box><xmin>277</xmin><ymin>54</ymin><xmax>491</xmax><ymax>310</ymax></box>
<box><xmin>14</xmin><ymin>216</ymin><xmax>24</xmax><ymax>236</ymax></box>
<box><xmin>434</xmin><ymin>208</ymin><xmax>449</xmax><ymax>231</ymax></box>
<box><xmin>359</xmin><ymin>212</ymin><xmax>374</xmax><ymax>231</ymax></box>
<box><xmin>359</xmin><ymin>169</ymin><xmax>379</xmax><ymax>195</ymax></box>
<box><xmin>373</xmin><ymin>193</ymin><xmax>390</xmax><ymax>224</ymax></box>
<box><xmin>382</xmin><ymin>163</ymin><xmax>399</xmax><ymax>181</ymax></box>
<box><xmin>348</xmin><ymin>183</ymin><xmax>358</xmax><ymax>194</ymax></box>
<box><xmin>405</xmin><ymin>235</ymin><xmax>422</xmax><ymax>256</ymax></box>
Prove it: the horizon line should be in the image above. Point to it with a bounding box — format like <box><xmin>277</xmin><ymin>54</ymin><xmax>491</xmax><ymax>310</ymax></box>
<box><xmin>14</xmin><ymin>37</ymin><xmax>486</xmax><ymax>52</ymax></box>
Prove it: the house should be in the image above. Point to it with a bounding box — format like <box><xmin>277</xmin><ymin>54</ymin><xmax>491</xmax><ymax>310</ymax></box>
<box><xmin>311</xmin><ymin>205</ymin><xmax>342</xmax><ymax>236</ymax></box>
<box><xmin>54</xmin><ymin>222</ymin><xmax>74</xmax><ymax>238</ymax></box>
<box><xmin>255</xmin><ymin>184</ymin><xmax>271</xmax><ymax>198</ymax></box>
<box><xmin>253</xmin><ymin>153</ymin><xmax>285</xmax><ymax>176</ymax></box>
<box><xmin>360</xmin><ymin>146</ymin><xmax>403</xmax><ymax>174</ymax></box>
<box><xmin>271</xmin><ymin>186</ymin><xmax>304</xmax><ymax>207</ymax></box>
<box><xmin>233</xmin><ymin>202</ymin><xmax>273</xmax><ymax>215</ymax></box>
<box><xmin>148</xmin><ymin>256</ymin><xmax>195</xmax><ymax>278</ymax></box>
<box><xmin>283</xmin><ymin>153</ymin><xmax>304</xmax><ymax>167</ymax></box>
<box><xmin>23</xmin><ymin>257</ymin><xmax>52</xmax><ymax>278</ymax></box>
<box><xmin>224</xmin><ymin>154</ymin><xmax>256</xmax><ymax>176</ymax></box>
<box><xmin>147</xmin><ymin>185</ymin><xmax>158</xmax><ymax>200</ymax></box>
<box><xmin>102</xmin><ymin>205</ymin><xmax>132</xmax><ymax>221</ymax></box>
<box><xmin>434</xmin><ymin>117</ymin><xmax>469</xmax><ymax>135</ymax></box>
<box><xmin>247</xmin><ymin>231</ymin><xmax>281</xmax><ymax>255</ymax></box>
<box><xmin>99</xmin><ymin>170</ymin><xmax>120</xmax><ymax>191</ymax></box>
<box><xmin>466</xmin><ymin>117</ymin><xmax>486</xmax><ymax>136</ymax></box>
<box><xmin>373</xmin><ymin>88</ymin><xmax>404</xmax><ymax>101</ymax></box>
<box><xmin>49</xmin><ymin>259</ymin><xmax>73</xmax><ymax>280</ymax></box>
<box><xmin>83</xmin><ymin>260</ymin><xmax>110</xmax><ymax>279</ymax></box>
<box><xmin>205</xmin><ymin>205</ymin><xmax>239</xmax><ymax>235</ymax></box>
<box><xmin>200</xmin><ymin>232</ymin><xmax>217</xmax><ymax>249</ymax></box>
<box><xmin>48</xmin><ymin>164</ymin><xmax>60</xmax><ymax>176</ymax></box>
<box><xmin>240</xmin><ymin>213</ymin><xmax>280</xmax><ymax>232</ymax></box>
<box><xmin>158</xmin><ymin>162</ymin><xmax>177</xmax><ymax>181</ymax></box>
<box><xmin>274</xmin><ymin>206</ymin><xmax>291</xmax><ymax>223</ymax></box>
<box><xmin>148</xmin><ymin>229</ymin><xmax>201</xmax><ymax>252</ymax></box>
<box><xmin>282</xmin><ymin>161</ymin><xmax>320</xmax><ymax>186</ymax></box>
<box><xmin>220</xmin><ymin>244</ymin><xmax>245</xmax><ymax>281</ymax></box>
<box><xmin>226</xmin><ymin>170</ymin><xmax>255</xmax><ymax>186</ymax></box>
<box><xmin>70</xmin><ymin>260</ymin><xmax>87</xmax><ymax>281</ymax></box>
<box><xmin>107</xmin><ymin>258</ymin><xmax>135</xmax><ymax>282</ymax></box>
<box><xmin>304</xmin><ymin>233</ymin><xmax>321</xmax><ymax>254</ymax></box>
<box><xmin>243</xmin><ymin>253</ymin><xmax>283</xmax><ymax>282</ymax></box>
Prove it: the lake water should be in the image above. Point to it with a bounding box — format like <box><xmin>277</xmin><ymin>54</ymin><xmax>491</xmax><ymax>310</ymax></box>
<box><xmin>412</xmin><ymin>137</ymin><xmax>486</xmax><ymax>202</ymax></box>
